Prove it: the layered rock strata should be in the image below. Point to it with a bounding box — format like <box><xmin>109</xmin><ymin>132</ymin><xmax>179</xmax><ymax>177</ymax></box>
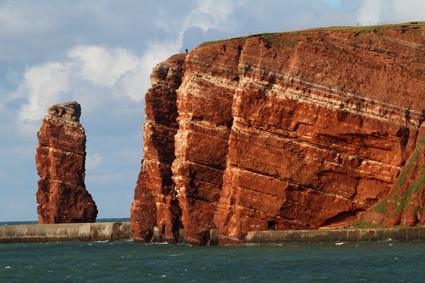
<box><xmin>132</xmin><ymin>23</ymin><xmax>425</xmax><ymax>244</ymax></box>
<box><xmin>363</xmin><ymin>127</ymin><xmax>425</xmax><ymax>227</ymax></box>
<box><xmin>36</xmin><ymin>101</ymin><xmax>97</xmax><ymax>224</ymax></box>
<box><xmin>131</xmin><ymin>55</ymin><xmax>186</xmax><ymax>242</ymax></box>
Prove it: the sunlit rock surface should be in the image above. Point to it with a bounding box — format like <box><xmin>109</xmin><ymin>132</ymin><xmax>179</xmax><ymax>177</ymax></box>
<box><xmin>132</xmin><ymin>23</ymin><xmax>425</xmax><ymax>244</ymax></box>
<box><xmin>36</xmin><ymin>101</ymin><xmax>98</xmax><ymax>224</ymax></box>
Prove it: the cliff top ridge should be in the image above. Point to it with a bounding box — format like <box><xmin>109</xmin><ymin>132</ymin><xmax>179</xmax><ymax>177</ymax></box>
<box><xmin>198</xmin><ymin>21</ymin><xmax>425</xmax><ymax>47</ymax></box>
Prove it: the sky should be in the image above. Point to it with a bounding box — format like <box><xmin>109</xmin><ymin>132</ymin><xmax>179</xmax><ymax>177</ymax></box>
<box><xmin>0</xmin><ymin>0</ymin><xmax>424</xmax><ymax>222</ymax></box>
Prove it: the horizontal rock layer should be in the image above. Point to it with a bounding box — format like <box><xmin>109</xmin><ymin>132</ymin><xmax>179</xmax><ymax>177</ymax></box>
<box><xmin>36</xmin><ymin>101</ymin><xmax>97</xmax><ymax>224</ymax></box>
<box><xmin>132</xmin><ymin>24</ymin><xmax>425</xmax><ymax>244</ymax></box>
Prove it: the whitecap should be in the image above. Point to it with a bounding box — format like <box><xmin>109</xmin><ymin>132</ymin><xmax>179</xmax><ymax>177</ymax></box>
<box><xmin>335</xmin><ymin>242</ymin><xmax>345</xmax><ymax>246</ymax></box>
<box><xmin>5</xmin><ymin>266</ymin><xmax>11</xmax><ymax>269</ymax></box>
<box><xmin>161</xmin><ymin>275</ymin><xmax>166</xmax><ymax>277</ymax></box>
<box><xmin>389</xmin><ymin>243</ymin><xmax>394</xmax><ymax>246</ymax></box>
<box><xmin>169</xmin><ymin>253</ymin><xmax>183</xmax><ymax>257</ymax></box>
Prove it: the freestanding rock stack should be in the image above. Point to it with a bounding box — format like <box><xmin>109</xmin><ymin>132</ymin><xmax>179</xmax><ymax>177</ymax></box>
<box><xmin>35</xmin><ymin>101</ymin><xmax>97</xmax><ymax>224</ymax></box>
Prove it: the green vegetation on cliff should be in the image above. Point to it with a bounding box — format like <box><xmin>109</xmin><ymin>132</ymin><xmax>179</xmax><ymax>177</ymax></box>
<box><xmin>198</xmin><ymin>21</ymin><xmax>425</xmax><ymax>48</ymax></box>
<box><xmin>363</xmin><ymin>131</ymin><xmax>425</xmax><ymax>223</ymax></box>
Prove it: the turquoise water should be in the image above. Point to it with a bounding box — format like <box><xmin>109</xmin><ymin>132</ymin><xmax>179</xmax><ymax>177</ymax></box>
<box><xmin>1</xmin><ymin>240</ymin><xmax>424</xmax><ymax>282</ymax></box>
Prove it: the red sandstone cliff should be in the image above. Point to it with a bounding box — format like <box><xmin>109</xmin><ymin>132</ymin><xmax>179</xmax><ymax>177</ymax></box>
<box><xmin>131</xmin><ymin>56</ymin><xmax>185</xmax><ymax>242</ymax></box>
<box><xmin>36</xmin><ymin>101</ymin><xmax>98</xmax><ymax>224</ymax></box>
<box><xmin>132</xmin><ymin>23</ymin><xmax>425</xmax><ymax>244</ymax></box>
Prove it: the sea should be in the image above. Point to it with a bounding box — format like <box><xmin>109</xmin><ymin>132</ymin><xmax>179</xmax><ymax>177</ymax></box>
<box><xmin>1</xmin><ymin>219</ymin><xmax>425</xmax><ymax>282</ymax></box>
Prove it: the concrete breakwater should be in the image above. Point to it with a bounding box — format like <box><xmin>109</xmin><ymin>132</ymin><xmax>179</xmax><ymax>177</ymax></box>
<box><xmin>2</xmin><ymin>224</ymin><xmax>425</xmax><ymax>245</ymax></box>
<box><xmin>143</xmin><ymin>227</ymin><xmax>425</xmax><ymax>245</ymax></box>
<box><xmin>0</xmin><ymin>222</ymin><xmax>132</xmax><ymax>244</ymax></box>
<box><xmin>244</xmin><ymin>228</ymin><xmax>425</xmax><ymax>245</ymax></box>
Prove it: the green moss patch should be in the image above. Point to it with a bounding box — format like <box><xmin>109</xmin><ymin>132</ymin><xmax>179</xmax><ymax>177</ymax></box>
<box><xmin>169</xmin><ymin>53</ymin><xmax>183</xmax><ymax>58</ymax></box>
<box><xmin>198</xmin><ymin>21</ymin><xmax>425</xmax><ymax>48</ymax></box>
<box><xmin>370</xmin><ymin>131</ymin><xmax>425</xmax><ymax>218</ymax></box>
<box><xmin>198</xmin><ymin>39</ymin><xmax>228</xmax><ymax>47</ymax></box>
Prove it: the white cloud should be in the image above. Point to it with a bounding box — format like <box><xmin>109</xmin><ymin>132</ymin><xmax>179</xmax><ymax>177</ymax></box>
<box><xmin>389</xmin><ymin>0</ymin><xmax>425</xmax><ymax>22</ymax></box>
<box><xmin>184</xmin><ymin>0</ymin><xmax>239</xmax><ymax>34</ymax></box>
<box><xmin>14</xmin><ymin>45</ymin><xmax>152</xmax><ymax>133</ymax></box>
<box><xmin>196</xmin><ymin>0</ymin><xmax>235</xmax><ymax>23</ymax></box>
<box><xmin>0</xmin><ymin>2</ymin><xmax>53</xmax><ymax>39</ymax></box>
<box><xmin>16</xmin><ymin>62</ymin><xmax>69</xmax><ymax>123</ymax></box>
<box><xmin>358</xmin><ymin>0</ymin><xmax>384</xmax><ymax>25</ymax></box>
<box><xmin>358</xmin><ymin>0</ymin><xmax>425</xmax><ymax>25</ymax></box>
<box><xmin>86</xmin><ymin>153</ymin><xmax>103</xmax><ymax>170</ymax></box>
<box><xmin>69</xmin><ymin>46</ymin><xmax>140</xmax><ymax>88</ymax></box>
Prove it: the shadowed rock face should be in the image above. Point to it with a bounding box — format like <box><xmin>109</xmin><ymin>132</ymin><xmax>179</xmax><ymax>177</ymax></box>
<box><xmin>132</xmin><ymin>24</ymin><xmax>425</xmax><ymax>245</ymax></box>
<box><xmin>36</xmin><ymin>101</ymin><xmax>98</xmax><ymax>224</ymax></box>
<box><xmin>130</xmin><ymin>55</ymin><xmax>185</xmax><ymax>243</ymax></box>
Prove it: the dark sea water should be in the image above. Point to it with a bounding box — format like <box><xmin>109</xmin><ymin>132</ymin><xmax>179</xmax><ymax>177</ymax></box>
<box><xmin>1</xmin><ymin>239</ymin><xmax>425</xmax><ymax>282</ymax></box>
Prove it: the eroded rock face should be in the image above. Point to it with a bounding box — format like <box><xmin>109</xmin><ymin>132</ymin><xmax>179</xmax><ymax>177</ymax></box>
<box><xmin>36</xmin><ymin>101</ymin><xmax>98</xmax><ymax>224</ymax></box>
<box><xmin>132</xmin><ymin>24</ymin><xmax>425</xmax><ymax>244</ymax></box>
<box><xmin>130</xmin><ymin>55</ymin><xmax>185</xmax><ymax>243</ymax></box>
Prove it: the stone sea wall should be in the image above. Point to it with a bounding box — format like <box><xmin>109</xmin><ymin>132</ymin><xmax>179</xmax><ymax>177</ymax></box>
<box><xmin>0</xmin><ymin>222</ymin><xmax>131</xmax><ymax>244</ymax></box>
<box><xmin>244</xmin><ymin>227</ymin><xmax>425</xmax><ymax>245</ymax></box>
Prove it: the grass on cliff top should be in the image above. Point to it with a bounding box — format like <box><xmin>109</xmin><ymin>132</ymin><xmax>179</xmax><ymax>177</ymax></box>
<box><xmin>198</xmin><ymin>39</ymin><xmax>230</xmax><ymax>47</ymax></box>
<box><xmin>197</xmin><ymin>21</ymin><xmax>425</xmax><ymax>47</ymax></box>
<box><xmin>168</xmin><ymin>53</ymin><xmax>188</xmax><ymax>59</ymax></box>
<box><xmin>169</xmin><ymin>53</ymin><xmax>181</xmax><ymax>58</ymax></box>
<box><xmin>350</xmin><ymin>220</ymin><xmax>416</xmax><ymax>229</ymax></box>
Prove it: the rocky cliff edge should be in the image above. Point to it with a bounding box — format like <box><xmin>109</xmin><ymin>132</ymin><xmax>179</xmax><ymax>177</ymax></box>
<box><xmin>131</xmin><ymin>22</ymin><xmax>425</xmax><ymax>244</ymax></box>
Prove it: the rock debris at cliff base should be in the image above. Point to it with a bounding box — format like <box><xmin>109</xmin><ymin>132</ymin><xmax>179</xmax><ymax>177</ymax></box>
<box><xmin>36</xmin><ymin>101</ymin><xmax>98</xmax><ymax>224</ymax></box>
<box><xmin>131</xmin><ymin>23</ymin><xmax>425</xmax><ymax>245</ymax></box>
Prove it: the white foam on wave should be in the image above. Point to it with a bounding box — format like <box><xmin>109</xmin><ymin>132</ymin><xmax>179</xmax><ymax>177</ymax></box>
<box><xmin>5</xmin><ymin>266</ymin><xmax>11</xmax><ymax>269</ymax></box>
<box><xmin>335</xmin><ymin>242</ymin><xmax>345</xmax><ymax>246</ymax></box>
<box><xmin>169</xmin><ymin>253</ymin><xmax>183</xmax><ymax>257</ymax></box>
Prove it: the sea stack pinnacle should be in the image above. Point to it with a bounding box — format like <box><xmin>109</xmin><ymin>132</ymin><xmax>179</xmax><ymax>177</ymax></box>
<box><xmin>35</xmin><ymin>101</ymin><xmax>97</xmax><ymax>224</ymax></box>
